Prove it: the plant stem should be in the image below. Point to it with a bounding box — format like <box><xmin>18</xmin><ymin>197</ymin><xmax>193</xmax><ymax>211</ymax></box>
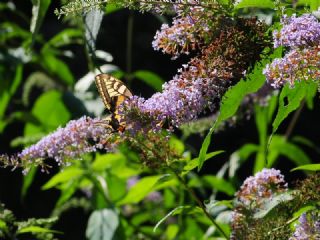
<box><xmin>171</xmin><ymin>169</ymin><xmax>228</xmax><ymax>239</ymax></box>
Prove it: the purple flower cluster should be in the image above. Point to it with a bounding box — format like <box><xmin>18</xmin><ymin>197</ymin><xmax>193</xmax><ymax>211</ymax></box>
<box><xmin>235</xmin><ymin>168</ymin><xmax>288</xmax><ymax>207</ymax></box>
<box><xmin>264</xmin><ymin>14</ymin><xmax>320</xmax><ymax>87</ymax></box>
<box><xmin>263</xmin><ymin>46</ymin><xmax>320</xmax><ymax>87</ymax></box>
<box><xmin>17</xmin><ymin>116</ymin><xmax>114</xmax><ymax>171</ymax></box>
<box><xmin>289</xmin><ymin>212</ymin><xmax>320</xmax><ymax>240</ymax></box>
<box><xmin>122</xmin><ymin>73</ymin><xmax>219</xmax><ymax>131</ymax></box>
<box><xmin>152</xmin><ymin>17</ymin><xmax>200</xmax><ymax>59</ymax></box>
<box><xmin>273</xmin><ymin>14</ymin><xmax>320</xmax><ymax>48</ymax></box>
<box><xmin>152</xmin><ymin>1</ymin><xmax>211</xmax><ymax>59</ymax></box>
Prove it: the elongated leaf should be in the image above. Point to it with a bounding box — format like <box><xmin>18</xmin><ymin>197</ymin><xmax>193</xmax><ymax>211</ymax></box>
<box><xmin>86</xmin><ymin>209</ymin><xmax>119</xmax><ymax>240</ymax></box>
<box><xmin>235</xmin><ymin>0</ymin><xmax>275</xmax><ymax>9</ymax></box>
<box><xmin>117</xmin><ymin>175</ymin><xmax>166</xmax><ymax>205</ymax></box>
<box><xmin>30</xmin><ymin>0</ymin><xmax>51</xmax><ymax>42</ymax></box>
<box><xmin>272</xmin><ymin>81</ymin><xmax>311</xmax><ymax>134</ymax></box>
<box><xmin>133</xmin><ymin>70</ymin><xmax>165</xmax><ymax>91</ymax></box>
<box><xmin>18</xmin><ymin>226</ymin><xmax>61</xmax><ymax>234</ymax></box>
<box><xmin>42</xmin><ymin>167</ymin><xmax>83</xmax><ymax>190</ymax></box>
<box><xmin>0</xmin><ymin>64</ymin><xmax>23</xmax><ymax>119</ymax></box>
<box><xmin>183</xmin><ymin>151</ymin><xmax>224</xmax><ymax>175</ymax></box>
<box><xmin>154</xmin><ymin>206</ymin><xmax>202</xmax><ymax>232</ymax></box>
<box><xmin>197</xmin><ymin>51</ymin><xmax>277</xmax><ymax>171</ymax></box>
<box><xmin>55</xmin><ymin>180</ymin><xmax>79</xmax><ymax>207</ymax></box>
<box><xmin>291</xmin><ymin>164</ymin><xmax>320</xmax><ymax>172</ymax></box>
<box><xmin>43</xmin><ymin>28</ymin><xmax>82</xmax><ymax>50</ymax></box>
<box><xmin>269</xmin><ymin>135</ymin><xmax>311</xmax><ymax>167</ymax></box>
<box><xmin>84</xmin><ymin>8</ymin><xmax>104</xmax><ymax>53</ymax></box>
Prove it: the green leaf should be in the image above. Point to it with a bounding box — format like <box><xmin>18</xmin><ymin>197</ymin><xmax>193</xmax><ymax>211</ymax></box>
<box><xmin>297</xmin><ymin>0</ymin><xmax>320</xmax><ymax>10</ymax></box>
<box><xmin>42</xmin><ymin>167</ymin><xmax>83</xmax><ymax>190</ymax></box>
<box><xmin>235</xmin><ymin>0</ymin><xmax>275</xmax><ymax>9</ymax></box>
<box><xmin>105</xmin><ymin>3</ymin><xmax>122</xmax><ymax>14</ymax></box>
<box><xmin>183</xmin><ymin>151</ymin><xmax>224</xmax><ymax>175</ymax></box>
<box><xmin>269</xmin><ymin>135</ymin><xmax>311</xmax><ymax>167</ymax></box>
<box><xmin>117</xmin><ymin>175</ymin><xmax>166</xmax><ymax>205</ymax></box>
<box><xmin>55</xmin><ymin>180</ymin><xmax>79</xmax><ymax>207</ymax></box>
<box><xmin>86</xmin><ymin>209</ymin><xmax>119</xmax><ymax>240</ymax></box>
<box><xmin>24</xmin><ymin>90</ymin><xmax>71</xmax><ymax>135</ymax></box>
<box><xmin>18</xmin><ymin>226</ymin><xmax>61</xmax><ymax>234</ymax></box>
<box><xmin>21</xmin><ymin>166</ymin><xmax>37</xmax><ymax>199</ymax></box>
<box><xmin>43</xmin><ymin>28</ymin><xmax>82</xmax><ymax>50</ymax></box>
<box><xmin>253</xmin><ymin>192</ymin><xmax>294</xmax><ymax>219</ymax></box>
<box><xmin>202</xmin><ymin>176</ymin><xmax>235</xmax><ymax>196</ymax></box>
<box><xmin>197</xmin><ymin>50</ymin><xmax>275</xmax><ymax>171</ymax></box>
<box><xmin>30</xmin><ymin>0</ymin><xmax>51</xmax><ymax>43</ymax></box>
<box><xmin>42</xmin><ymin>54</ymin><xmax>75</xmax><ymax>86</ymax></box>
<box><xmin>0</xmin><ymin>64</ymin><xmax>23</xmax><ymax>119</ymax></box>
<box><xmin>92</xmin><ymin>153</ymin><xmax>126</xmax><ymax>172</ymax></box>
<box><xmin>229</xmin><ymin>144</ymin><xmax>259</xmax><ymax>177</ymax></box>
<box><xmin>133</xmin><ymin>70</ymin><xmax>165</xmax><ymax>91</ymax></box>
<box><xmin>0</xmin><ymin>219</ymin><xmax>7</xmax><ymax>230</ymax></box>
<box><xmin>169</xmin><ymin>137</ymin><xmax>185</xmax><ymax>155</ymax></box>
<box><xmin>272</xmin><ymin>81</ymin><xmax>310</xmax><ymax>134</ymax></box>
<box><xmin>154</xmin><ymin>206</ymin><xmax>202</xmax><ymax>232</ymax></box>
<box><xmin>197</xmin><ymin>124</ymin><xmax>217</xmax><ymax>171</ymax></box>
<box><xmin>291</xmin><ymin>164</ymin><xmax>320</xmax><ymax>172</ymax></box>
<box><xmin>84</xmin><ymin>8</ymin><xmax>104</xmax><ymax>53</ymax></box>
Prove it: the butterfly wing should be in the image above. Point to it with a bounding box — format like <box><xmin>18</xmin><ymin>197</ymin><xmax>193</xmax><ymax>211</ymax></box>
<box><xmin>95</xmin><ymin>74</ymin><xmax>132</xmax><ymax>131</ymax></box>
<box><xmin>95</xmin><ymin>74</ymin><xmax>132</xmax><ymax>111</ymax></box>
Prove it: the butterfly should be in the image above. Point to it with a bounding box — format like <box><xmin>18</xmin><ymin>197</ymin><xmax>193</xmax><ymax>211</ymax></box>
<box><xmin>95</xmin><ymin>74</ymin><xmax>132</xmax><ymax>132</ymax></box>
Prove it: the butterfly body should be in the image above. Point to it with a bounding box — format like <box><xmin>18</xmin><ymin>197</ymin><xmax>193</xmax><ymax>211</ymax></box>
<box><xmin>95</xmin><ymin>74</ymin><xmax>132</xmax><ymax>132</ymax></box>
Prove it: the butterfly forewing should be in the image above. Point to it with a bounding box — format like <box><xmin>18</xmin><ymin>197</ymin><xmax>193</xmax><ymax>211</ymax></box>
<box><xmin>95</xmin><ymin>74</ymin><xmax>132</xmax><ymax>111</ymax></box>
<box><xmin>95</xmin><ymin>74</ymin><xmax>132</xmax><ymax>132</ymax></box>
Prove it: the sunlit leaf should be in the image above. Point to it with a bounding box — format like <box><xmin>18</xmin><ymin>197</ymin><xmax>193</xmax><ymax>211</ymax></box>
<box><xmin>42</xmin><ymin>54</ymin><xmax>75</xmax><ymax>85</ymax></box>
<box><xmin>42</xmin><ymin>167</ymin><xmax>83</xmax><ymax>190</ymax></box>
<box><xmin>133</xmin><ymin>70</ymin><xmax>165</xmax><ymax>91</ymax></box>
<box><xmin>291</xmin><ymin>164</ymin><xmax>320</xmax><ymax>172</ymax></box>
<box><xmin>197</xmin><ymin>51</ymin><xmax>274</xmax><ymax>171</ymax></box>
<box><xmin>18</xmin><ymin>226</ymin><xmax>61</xmax><ymax>234</ymax></box>
<box><xmin>86</xmin><ymin>209</ymin><xmax>119</xmax><ymax>240</ymax></box>
<box><xmin>297</xmin><ymin>0</ymin><xmax>320</xmax><ymax>10</ymax></box>
<box><xmin>272</xmin><ymin>81</ymin><xmax>312</xmax><ymax>134</ymax></box>
<box><xmin>24</xmin><ymin>91</ymin><xmax>71</xmax><ymax>135</ymax></box>
<box><xmin>169</xmin><ymin>137</ymin><xmax>185</xmax><ymax>155</ymax></box>
<box><xmin>235</xmin><ymin>0</ymin><xmax>275</xmax><ymax>9</ymax></box>
<box><xmin>117</xmin><ymin>175</ymin><xmax>167</xmax><ymax>205</ymax></box>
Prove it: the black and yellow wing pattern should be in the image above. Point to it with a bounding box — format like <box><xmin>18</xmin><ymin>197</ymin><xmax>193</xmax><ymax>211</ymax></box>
<box><xmin>95</xmin><ymin>74</ymin><xmax>132</xmax><ymax>131</ymax></box>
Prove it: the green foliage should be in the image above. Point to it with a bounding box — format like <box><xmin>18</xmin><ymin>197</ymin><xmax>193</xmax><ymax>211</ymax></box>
<box><xmin>133</xmin><ymin>70</ymin><xmax>165</xmax><ymax>91</ymax></box>
<box><xmin>235</xmin><ymin>0</ymin><xmax>275</xmax><ymax>9</ymax></box>
<box><xmin>198</xmin><ymin>48</ymin><xmax>281</xmax><ymax>171</ymax></box>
